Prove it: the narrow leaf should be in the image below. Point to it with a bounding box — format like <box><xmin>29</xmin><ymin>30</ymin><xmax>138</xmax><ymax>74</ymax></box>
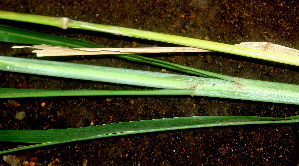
<box><xmin>0</xmin><ymin>25</ymin><xmax>99</xmax><ymax>48</ymax></box>
<box><xmin>1</xmin><ymin>11</ymin><xmax>297</xmax><ymax>66</ymax></box>
<box><xmin>13</xmin><ymin>45</ymin><xmax>208</xmax><ymax>57</ymax></box>
<box><xmin>0</xmin><ymin>56</ymin><xmax>298</xmax><ymax>105</ymax></box>
<box><xmin>0</xmin><ymin>25</ymin><xmax>230</xmax><ymax>79</ymax></box>
<box><xmin>1</xmin><ymin>115</ymin><xmax>298</xmax><ymax>154</ymax></box>
<box><xmin>0</xmin><ymin>88</ymin><xmax>193</xmax><ymax>98</ymax></box>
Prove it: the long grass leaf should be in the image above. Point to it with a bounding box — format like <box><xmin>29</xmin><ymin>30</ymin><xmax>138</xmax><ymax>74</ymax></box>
<box><xmin>0</xmin><ymin>56</ymin><xmax>298</xmax><ymax>105</ymax></box>
<box><xmin>116</xmin><ymin>54</ymin><xmax>234</xmax><ymax>80</ymax></box>
<box><xmin>0</xmin><ymin>25</ymin><xmax>232</xmax><ymax>79</ymax></box>
<box><xmin>0</xmin><ymin>55</ymin><xmax>203</xmax><ymax>89</ymax></box>
<box><xmin>1</xmin><ymin>115</ymin><xmax>298</xmax><ymax>155</ymax></box>
<box><xmin>0</xmin><ymin>10</ymin><xmax>298</xmax><ymax>66</ymax></box>
<box><xmin>0</xmin><ymin>88</ymin><xmax>193</xmax><ymax>98</ymax></box>
<box><xmin>0</xmin><ymin>25</ymin><xmax>99</xmax><ymax>48</ymax></box>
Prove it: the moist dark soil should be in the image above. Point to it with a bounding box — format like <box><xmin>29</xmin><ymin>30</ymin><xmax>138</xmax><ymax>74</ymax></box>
<box><xmin>0</xmin><ymin>0</ymin><xmax>298</xmax><ymax>165</ymax></box>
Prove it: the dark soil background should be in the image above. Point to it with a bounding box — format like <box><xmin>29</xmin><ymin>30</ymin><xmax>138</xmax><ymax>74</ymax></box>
<box><xmin>0</xmin><ymin>0</ymin><xmax>298</xmax><ymax>165</ymax></box>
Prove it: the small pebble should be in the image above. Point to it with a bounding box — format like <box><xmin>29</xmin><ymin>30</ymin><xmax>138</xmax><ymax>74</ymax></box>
<box><xmin>15</xmin><ymin>111</ymin><xmax>26</xmax><ymax>120</ymax></box>
<box><xmin>41</xmin><ymin>102</ymin><xmax>46</xmax><ymax>107</ymax></box>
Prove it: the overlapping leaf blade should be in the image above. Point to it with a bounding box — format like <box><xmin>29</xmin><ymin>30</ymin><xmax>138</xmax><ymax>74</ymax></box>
<box><xmin>0</xmin><ymin>12</ymin><xmax>298</xmax><ymax>155</ymax></box>
<box><xmin>0</xmin><ymin>25</ymin><xmax>100</xmax><ymax>48</ymax></box>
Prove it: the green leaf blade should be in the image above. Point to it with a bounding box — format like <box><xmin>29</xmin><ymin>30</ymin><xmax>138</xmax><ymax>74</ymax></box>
<box><xmin>0</xmin><ymin>25</ymin><xmax>100</xmax><ymax>48</ymax></box>
<box><xmin>1</xmin><ymin>115</ymin><xmax>298</xmax><ymax>154</ymax></box>
<box><xmin>1</xmin><ymin>56</ymin><xmax>299</xmax><ymax>105</ymax></box>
